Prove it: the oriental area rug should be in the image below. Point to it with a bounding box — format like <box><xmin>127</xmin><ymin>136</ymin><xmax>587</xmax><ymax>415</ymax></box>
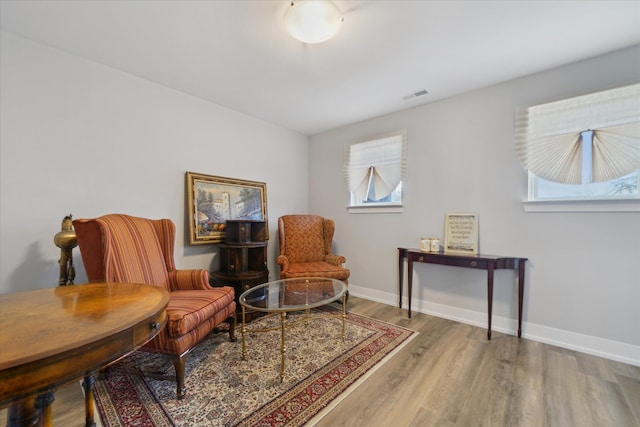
<box><xmin>94</xmin><ymin>306</ymin><xmax>416</xmax><ymax>427</ymax></box>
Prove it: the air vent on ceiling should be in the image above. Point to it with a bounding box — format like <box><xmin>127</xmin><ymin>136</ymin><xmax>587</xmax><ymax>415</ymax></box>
<box><xmin>402</xmin><ymin>89</ymin><xmax>428</xmax><ymax>100</ymax></box>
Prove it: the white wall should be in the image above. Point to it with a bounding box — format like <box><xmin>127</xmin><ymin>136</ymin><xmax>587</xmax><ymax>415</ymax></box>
<box><xmin>0</xmin><ymin>32</ymin><xmax>309</xmax><ymax>293</ymax></box>
<box><xmin>2</xmin><ymin>30</ymin><xmax>638</xmax><ymax>366</ymax></box>
<box><xmin>309</xmin><ymin>45</ymin><xmax>640</xmax><ymax>366</ymax></box>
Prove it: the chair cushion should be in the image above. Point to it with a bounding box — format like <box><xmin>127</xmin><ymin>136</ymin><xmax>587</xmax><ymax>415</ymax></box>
<box><xmin>284</xmin><ymin>261</ymin><xmax>350</xmax><ymax>281</ymax></box>
<box><xmin>282</xmin><ymin>216</ymin><xmax>325</xmax><ymax>263</ymax></box>
<box><xmin>165</xmin><ymin>287</ymin><xmax>235</xmax><ymax>337</ymax></box>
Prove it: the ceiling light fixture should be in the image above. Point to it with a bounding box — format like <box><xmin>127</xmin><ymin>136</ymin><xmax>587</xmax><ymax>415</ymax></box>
<box><xmin>284</xmin><ymin>1</ymin><xmax>343</xmax><ymax>44</ymax></box>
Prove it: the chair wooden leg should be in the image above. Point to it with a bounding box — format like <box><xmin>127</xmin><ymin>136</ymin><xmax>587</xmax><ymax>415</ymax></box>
<box><xmin>228</xmin><ymin>314</ymin><xmax>237</xmax><ymax>342</ymax></box>
<box><xmin>82</xmin><ymin>375</ymin><xmax>96</xmax><ymax>427</ymax></box>
<box><xmin>173</xmin><ymin>355</ymin><xmax>187</xmax><ymax>400</ymax></box>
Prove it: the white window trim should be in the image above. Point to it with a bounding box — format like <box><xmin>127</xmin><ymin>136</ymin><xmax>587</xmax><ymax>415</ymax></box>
<box><xmin>347</xmin><ymin>205</ymin><xmax>404</xmax><ymax>214</ymax></box>
<box><xmin>522</xmin><ymin>199</ymin><xmax>640</xmax><ymax>212</ymax></box>
<box><xmin>523</xmin><ymin>170</ymin><xmax>640</xmax><ymax>212</ymax></box>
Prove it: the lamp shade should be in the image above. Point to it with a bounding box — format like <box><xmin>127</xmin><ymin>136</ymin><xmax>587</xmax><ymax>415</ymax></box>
<box><xmin>284</xmin><ymin>1</ymin><xmax>342</xmax><ymax>44</ymax></box>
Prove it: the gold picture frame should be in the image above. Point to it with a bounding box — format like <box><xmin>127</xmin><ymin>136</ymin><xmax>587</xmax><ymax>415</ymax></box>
<box><xmin>186</xmin><ymin>172</ymin><xmax>268</xmax><ymax>245</ymax></box>
<box><xmin>444</xmin><ymin>212</ymin><xmax>479</xmax><ymax>254</ymax></box>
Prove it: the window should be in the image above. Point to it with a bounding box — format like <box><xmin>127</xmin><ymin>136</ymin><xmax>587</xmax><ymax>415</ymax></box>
<box><xmin>515</xmin><ymin>83</ymin><xmax>640</xmax><ymax>210</ymax></box>
<box><xmin>344</xmin><ymin>131</ymin><xmax>407</xmax><ymax>212</ymax></box>
<box><xmin>530</xmin><ymin>131</ymin><xmax>639</xmax><ymax>201</ymax></box>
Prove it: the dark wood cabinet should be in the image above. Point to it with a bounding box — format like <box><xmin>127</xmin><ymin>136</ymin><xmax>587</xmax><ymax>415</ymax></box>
<box><xmin>224</xmin><ymin>220</ymin><xmax>267</xmax><ymax>244</ymax></box>
<box><xmin>210</xmin><ymin>220</ymin><xmax>268</xmax><ymax>318</ymax></box>
<box><xmin>216</xmin><ymin>243</ymin><xmax>267</xmax><ymax>275</ymax></box>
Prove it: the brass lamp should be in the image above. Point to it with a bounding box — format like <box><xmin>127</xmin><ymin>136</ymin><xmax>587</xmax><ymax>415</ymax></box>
<box><xmin>54</xmin><ymin>214</ymin><xmax>78</xmax><ymax>285</ymax></box>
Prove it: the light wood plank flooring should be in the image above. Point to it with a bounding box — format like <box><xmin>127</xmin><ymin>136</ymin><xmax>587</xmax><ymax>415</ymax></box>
<box><xmin>2</xmin><ymin>296</ymin><xmax>639</xmax><ymax>426</ymax></box>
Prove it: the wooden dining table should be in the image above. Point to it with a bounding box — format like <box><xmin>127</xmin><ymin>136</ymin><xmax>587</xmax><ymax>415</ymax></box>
<box><xmin>0</xmin><ymin>282</ymin><xmax>169</xmax><ymax>427</ymax></box>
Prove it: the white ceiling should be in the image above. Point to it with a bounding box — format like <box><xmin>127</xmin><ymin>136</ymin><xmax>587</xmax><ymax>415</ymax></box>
<box><xmin>1</xmin><ymin>1</ymin><xmax>639</xmax><ymax>136</ymax></box>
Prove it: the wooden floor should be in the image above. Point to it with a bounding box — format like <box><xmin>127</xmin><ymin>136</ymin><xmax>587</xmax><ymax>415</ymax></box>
<box><xmin>2</xmin><ymin>296</ymin><xmax>639</xmax><ymax>426</ymax></box>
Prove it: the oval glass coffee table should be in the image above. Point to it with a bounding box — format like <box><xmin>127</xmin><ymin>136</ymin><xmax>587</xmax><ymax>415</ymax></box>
<box><xmin>239</xmin><ymin>277</ymin><xmax>347</xmax><ymax>382</ymax></box>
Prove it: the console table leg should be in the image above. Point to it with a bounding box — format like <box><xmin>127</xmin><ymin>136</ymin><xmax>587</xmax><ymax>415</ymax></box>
<box><xmin>487</xmin><ymin>265</ymin><xmax>494</xmax><ymax>340</ymax></box>
<box><xmin>517</xmin><ymin>259</ymin><xmax>526</xmax><ymax>338</ymax></box>
<box><xmin>398</xmin><ymin>248</ymin><xmax>405</xmax><ymax>309</ymax></box>
<box><xmin>407</xmin><ymin>258</ymin><xmax>413</xmax><ymax>318</ymax></box>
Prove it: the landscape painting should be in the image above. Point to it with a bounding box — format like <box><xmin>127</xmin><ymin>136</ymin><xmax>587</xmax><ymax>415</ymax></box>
<box><xmin>186</xmin><ymin>172</ymin><xmax>268</xmax><ymax>244</ymax></box>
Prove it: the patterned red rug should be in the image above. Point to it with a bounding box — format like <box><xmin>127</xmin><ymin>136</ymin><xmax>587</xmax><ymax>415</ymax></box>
<box><xmin>94</xmin><ymin>306</ymin><xmax>416</xmax><ymax>427</ymax></box>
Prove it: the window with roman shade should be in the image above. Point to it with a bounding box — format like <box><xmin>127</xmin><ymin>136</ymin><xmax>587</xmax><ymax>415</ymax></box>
<box><xmin>515</xmin><ymin>83</ymin><xmax>640</xmax><ymax>185</ymax></box>
<box><xmin>344</xmin><ymin>131</ymin><xmax>407</xmax><ymax>209</ymax></box>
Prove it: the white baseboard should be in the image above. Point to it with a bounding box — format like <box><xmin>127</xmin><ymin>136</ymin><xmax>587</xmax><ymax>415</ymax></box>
<box><xmin>348</xmin><ymin>284</ymin><xmax>640</xmax><ymax>367</ymax></box>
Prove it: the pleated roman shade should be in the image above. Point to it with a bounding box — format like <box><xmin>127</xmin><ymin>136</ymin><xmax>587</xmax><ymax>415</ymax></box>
<box><xmin>515</xmin><ymin>83</ymin><xmax>640</xmax><ymax>184</ymax></box>
<box><xmin>344</xmin><ymin>132</ymin><xmax>407</xmax><ymax>202</ymax></box>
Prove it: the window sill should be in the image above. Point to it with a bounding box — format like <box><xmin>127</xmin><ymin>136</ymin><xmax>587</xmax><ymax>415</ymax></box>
<box><xmin>347</xmin><ymin>205</ymin><xmax>404</xmax><ymax>214</ymax></box>
<box><xmin>522</xmin><ymin>199</ymin><xmax>640</xmax><ymax>213</ymax></box>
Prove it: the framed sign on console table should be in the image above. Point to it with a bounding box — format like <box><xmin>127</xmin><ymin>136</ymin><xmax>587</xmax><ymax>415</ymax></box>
<box><xmin>444</xmin><ymin>212</ymin><xmax>478</xmax><ymax>254</ymax></box>
<box><xmin>186</xmin><ymin>172</ymin><xmax>268</xmax><ymax>245</ymax></box>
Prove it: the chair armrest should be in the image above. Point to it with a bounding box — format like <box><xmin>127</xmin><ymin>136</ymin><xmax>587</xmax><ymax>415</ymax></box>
<box><xmin>325</xmin><ymin>254</ymin><xmax>346</xmax><ymax>266</ymax></box>
<box><xmin>276</xmin><ymin>255</ymin><xmax>290</xmax><ymax>272</ymax></box>
<box><xmin>168</xmin><ymin>269</ymin><xmax>210</xmax><ymax>291</ymax></box>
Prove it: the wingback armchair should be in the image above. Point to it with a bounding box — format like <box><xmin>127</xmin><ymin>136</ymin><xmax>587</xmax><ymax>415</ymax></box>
<box><xmin>276</xmin><ymin>215</ymin><xmax>350</xmax><ymax>286</ymax></box>
<box><xmin>73</xmin><ymin>214</ymin><xmax>236</xmax><ymax>399</ymax></box>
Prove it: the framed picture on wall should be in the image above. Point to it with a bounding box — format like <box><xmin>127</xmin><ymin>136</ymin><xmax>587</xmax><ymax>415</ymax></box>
<box><xmin>444</xmin><ymin>212</ymin><xmax>479</xmax><ymax>254</ymax></box>
<box><xmin>186</xmin><ymin>172</ymin><xmax>268</xmax><ymax>245</ymax></box>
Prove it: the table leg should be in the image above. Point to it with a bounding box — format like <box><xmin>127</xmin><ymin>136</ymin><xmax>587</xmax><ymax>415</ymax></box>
<box><xmin>398</xmin><ymin>248</ymin><xmax>405</xmax><ymax>309</ymax></box>
<box><xmin>82</xmin><ymin>375</ymin><xmax>96</xmax><ymax>427</ymax></box>
<box><xmin>341</xmin><ymin>293</ymin><xmax>347</xmax><ymax>341</ymax></box>
<box><xmin>279</xmin><ymin>312</ymin><xmax>286</xmax><ymax>383</ymax></box>
<box><xmin>34</xmin><ymin>392</ymin><xmax>54</xmax><ymax>427</ymax></box>
<box><xmin>241</xmin><ymin>306</ymin><xmax>246</xmax><ymax>360</ymax></box>
<box><xmin>487</xmin><ymin>264</ymin><xmax>494</xmax><ymax>340</ymax></box>
<box><xmin>407</xmin><ymin>257</ymin><xmax>413</xmax><ymax>318</ymax></box>
<box><xmin>7</xmin><ymin>395</ymin><xmax>41</xmax><ymax>427</ymax></box>
<box><xmin>517</xmin><ymin>259</ymin><xmax>526</xmax><ymax>338</ymax></box>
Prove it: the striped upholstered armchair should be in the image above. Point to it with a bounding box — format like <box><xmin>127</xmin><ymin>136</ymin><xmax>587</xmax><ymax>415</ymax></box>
<box><xmin>73</xmin><ymin>214</ymin><xmax>236</xmax><ymax>399</ymax></box>
<box><xmin>276</xmin><ymin>215</ymin><xmax>350</xmax><ymax>285</ymax></box>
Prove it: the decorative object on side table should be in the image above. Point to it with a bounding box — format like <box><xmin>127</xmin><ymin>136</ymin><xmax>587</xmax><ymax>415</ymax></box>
<box><xmin>430</xmin><ymin>237</ymin><xmax>440</xmax><ymax>252</ymax></box>
<box><xmin>54</xmin><ymin>214</ymin><xmax>98</xmax><ymax>426</ymax></box>
<box><xmin>444</xmin><ymin>212</ymin><xmax>479</xmax><ymax>254</ymax></box>
<box><xmin>53</xmin><ymin>214</ymin><xmax>77</xmax><ymax>285</ymax></box>
<box><xmin>186</xmin><ymin>172</ymin><xmax>268</xmax><ymax>245</ymax></box>
<box><xmin>420</xmin><ymin>237</ymin><xmax>440</xmax><ymax>252</ymax></box>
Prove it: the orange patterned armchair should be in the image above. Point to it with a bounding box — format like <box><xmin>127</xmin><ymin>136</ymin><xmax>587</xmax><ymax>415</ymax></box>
<box><xmin>276</xmin><ymin>215</ymin><xmax>350</xmax><ymax>286</ymax></box>
<box><xmin>73</xmin><ymin>214</ymin><xmax>236</xmax><ymax>399</ymax></box>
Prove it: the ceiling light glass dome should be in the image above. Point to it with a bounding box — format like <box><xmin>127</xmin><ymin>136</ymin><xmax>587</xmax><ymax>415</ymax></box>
<box><xmin>284</xmin><ymin>1</ymin><xmax>342</xmax><ymax>44</ymax></box>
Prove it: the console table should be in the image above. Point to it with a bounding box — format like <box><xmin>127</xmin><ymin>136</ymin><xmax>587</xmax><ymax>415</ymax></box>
<box><xmin>398</xmin><ymin>248</ymin><xmax>527</xmax><ymax>339</ymax></box>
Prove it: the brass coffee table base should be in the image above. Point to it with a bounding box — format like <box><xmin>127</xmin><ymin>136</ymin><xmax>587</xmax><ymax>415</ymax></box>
<box><xmin>239</xmin><ymin>278</ymin><xmax>348</xmax><ymax>383</ymax></box>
